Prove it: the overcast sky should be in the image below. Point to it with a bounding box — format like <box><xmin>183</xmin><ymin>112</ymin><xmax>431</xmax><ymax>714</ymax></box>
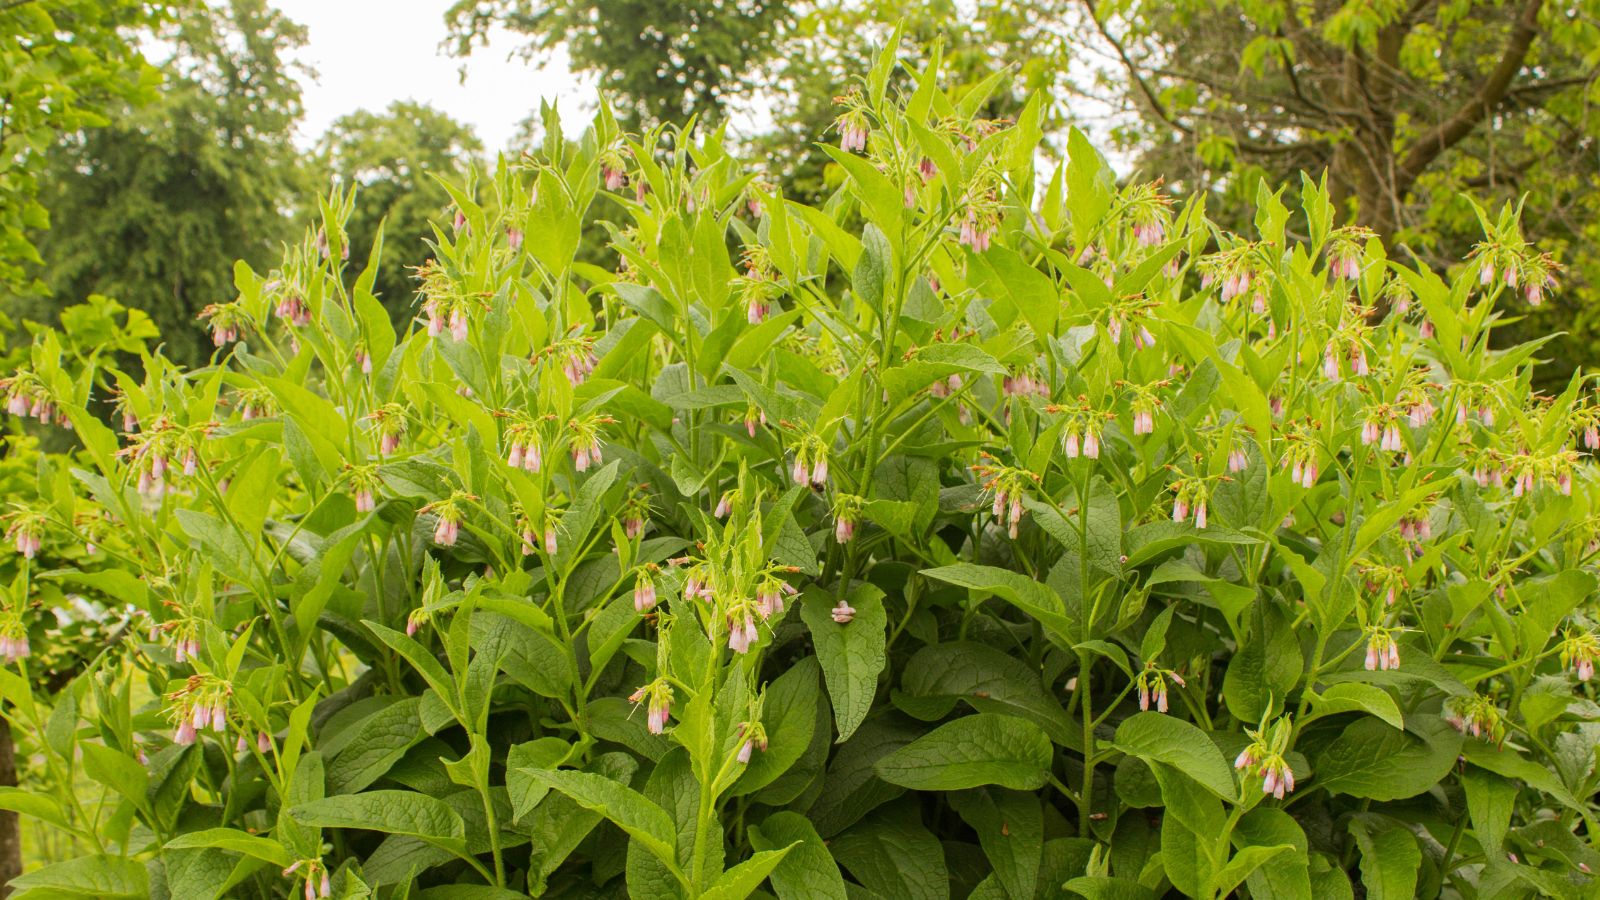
<box><xmin>273</xmin><ymin>0</ymin><xmax>595</xmax><ymax>153</ymax></box>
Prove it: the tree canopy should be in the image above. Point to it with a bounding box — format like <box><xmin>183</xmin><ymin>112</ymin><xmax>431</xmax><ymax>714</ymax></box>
<box><xmin>0</xmin><ymin>0</ymin><xmax>167</xmax><ymax>291</ymax></box>
<box><xmin>313</xmin><ymin>101</ymin><xmax>484</xmax><ymax>323</ymax></box>
<box><xmin>18</xmin><ymin>0</ymin><xmax>307</xmax><ymax>364</ymax></box>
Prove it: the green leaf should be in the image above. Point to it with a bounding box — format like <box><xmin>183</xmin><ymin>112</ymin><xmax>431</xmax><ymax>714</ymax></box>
<box><xmin>289</xmin><ymin>790</ymin><xmax>467</xmax><ymax>854</ymax></box>
<box><xmin>733</xmin><ymin>657</ymin><xmax>820</xmax><ymax>795</ymax></box>
<box><xmin>0</xmin><ymin>786</ymin><xmax>73</xmax><ymax>832</ymax></box>
<box><xmin>1313</xmin><ymin>715</ymin><xmax>1462</xmax><ymax>801</ymax></box>
<box><xmin>1462</xmin><ymin>768</ymin><xmax>1516</xmax><ymax>859</ymax></box>
<box><xmin>749</xmin><ymin>812</ymin><xmax>847</xmax><ymax>900</ymax></box>
<box><xmin>1207</xmin><ymin>845</ymin><xmax>1296</xmax><ymax>899</ymax></box>
<box><xmin>967</xmin><ymin>245</ymin><xmax>1058</xmax><ymax>339</ymax></box>
<box><xmin>506</xmin><ymin>737</ymin><xmax>572</xmax><ymax>823</ymax></box>
<box><xmin>524</xmin><ymin>768</ymin><xmax>683</xmax><ymax>878</ymax></box>
<box><xmin>920</xmin><ymin>564</ymin><xmax>1074</xmax><ymax>642</ymax></box>
<box><xmin>1221</xmin><ymin>601</ymin><xmax>1302</xmax><ymax>721</ymax></box>
<box><xmin>164</xmin><ymin>828</ymin><xmax>293</xmax><ymax>867</ymax></box>
<box><xmin>1347</xmin><ymin>815</ymin><xmax>1420</xmax><ymax>900</ymax></box>
<box><xmin>9</xmin><ymin>854</ymin><xmax>149</xmax><ymax>898</ymax></box>
<box><xmin>896</xmin><ymin>641</ymin><xmax>1078</xmax><ymax>747</ymax></box>
<box><xmin>1065</xmin><ymin>127</ymin><xmax>1114</xmax><ymax>249</ymax></box>
<box><xmin>79</xmin><ymin>742</ymin><xmax>148</xmax><ymax>812</ymax></box>
<box><xmin>800</xmin><ymin>583</ymin><xmax>887</xmax><ymax>742</ymax></box>
<box><xmin>830</xmin><ymin>807</ymin><xmax>949</xmax><ymax>900</ymax></box>
<box><xmin>1306</xmin><ymin>683</ymin><xmax>1403</xmax><ymax>731</ymax></box>
<box><xmin>326</xmin><ymin>696</ymin><xmax>425</xmax><ymax>794</ymax></box>
<box><xmin>874</xmin><ymin>714</ymin><xmax>1053</xmax><ymax>791</ymax></box>
<box><xmin>1113</xmin><ymin>713</ymin><xmax>1236</xmax><ymax>800</ymax></box>
<box><xmin>1233</xmin><ymin>807</ymin><xmax>1312</xmax><ymax>900</ymax></box>
<box><xmin>949</xmin><ymin>788</ymin><xmax>1042</xmax><ymax>900</ymax></box>
<box><xmin>700</xmin><ymin>845</ymin><xmax>797</xmax><ymax>900</ymax></box>
<box><xmin>879</xmin><ymin>342</ymin><xmax>1007</xmax><ymax>405</ymax></box>
<box><xmin>1062</xmin><ymin>876</ymin><xmax>1157</xmax><ymax>900</ymax></box>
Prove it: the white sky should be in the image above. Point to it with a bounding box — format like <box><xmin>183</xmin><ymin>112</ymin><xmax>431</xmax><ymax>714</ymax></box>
<box><xmin>273</xmin><ymin>0</ymin><xmax>596</xmax><ymax>154</ymax></box>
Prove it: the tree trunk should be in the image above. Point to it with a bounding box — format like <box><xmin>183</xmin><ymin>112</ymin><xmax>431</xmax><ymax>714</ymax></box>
<box><xmin>1328</xmin><ymin>26</ymin><xmax>1406</xmax><ymax>248</ymax></box>
<box><xmin>0</xmin><ymin>721</ymin><xmax>20</xmax><ymax>896</ymax></box>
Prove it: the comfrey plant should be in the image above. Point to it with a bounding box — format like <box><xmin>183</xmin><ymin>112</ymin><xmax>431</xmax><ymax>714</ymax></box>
<box><xmin>6</xmin><ymin>40</ymin><xmax>1600</xmax><ymax>900</ymax></box>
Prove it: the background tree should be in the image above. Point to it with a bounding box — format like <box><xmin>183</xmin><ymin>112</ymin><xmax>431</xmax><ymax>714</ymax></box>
<box><xmin>16</xmin><ymin>0</ymin><xmax>306</xmax><ymax>365</ymax></box>
<box><xmin>1073</xmin><ymin>0</ymin><xmax>1600</xmax><ymax>376</ymax></box>
<box><xmin>444</xmin><ymin>0</ymin><xmax>793</xmax><ymax>130</ymax></box>
<box><xmin>313</xmin><ymin>101</ymin><xmax>483</xmax><ymax>324</ymax></box>
<box><xmin>0</xmin><ymin>0</ymin><xmax>168</xmax><ymax>292</ymax></box>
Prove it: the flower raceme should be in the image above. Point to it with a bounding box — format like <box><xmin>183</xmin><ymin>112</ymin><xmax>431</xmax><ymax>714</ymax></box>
<box><xmin>5</xmin><ymin>46</ymin><xmax>1600</xmax><ymax>900</ymax></box>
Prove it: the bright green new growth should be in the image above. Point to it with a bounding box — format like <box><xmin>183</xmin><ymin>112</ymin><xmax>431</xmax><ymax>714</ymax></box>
<box><xmin>5</xmin><ymin>36</ymin><xmax>1600</xmax><ymax>900</ymax></box>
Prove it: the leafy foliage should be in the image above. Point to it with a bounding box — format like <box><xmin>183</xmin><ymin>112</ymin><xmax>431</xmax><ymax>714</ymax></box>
<box><xmin>0</xmin><ymin>0</ymin><xmax>166</xmax><ymax>291</ymax></box>
<box><xmin>6</xmin><ymin>41</ymin><xmax>1600</xmax><ymax>900</ymax></box>
<box><xmin>312</xmin><ymin>101</ymin><xmax>484</xmax><ymax>326</ymax></box>
<box><xmin>15</xmin><ymin>0</ymin><xmax>307</xmax><ymax>365</ymax></box>
<box><xmin>444</xmin><ymin>0</ymin><xmax>791</xmax><ymax>130</ymax></box>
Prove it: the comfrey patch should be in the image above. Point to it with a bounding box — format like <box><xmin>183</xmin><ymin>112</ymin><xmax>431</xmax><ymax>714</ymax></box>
<box><xmin>3</xmin><ymin>39</ymin><xmax>1600</xmax><ymax>900</ymax></box>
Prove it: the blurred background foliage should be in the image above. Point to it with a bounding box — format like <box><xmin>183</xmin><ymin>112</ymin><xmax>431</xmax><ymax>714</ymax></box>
<box><xmin>8</xmin><ymin>0</ymin><xmax>1598</xmax><ymax>374</ymax></box>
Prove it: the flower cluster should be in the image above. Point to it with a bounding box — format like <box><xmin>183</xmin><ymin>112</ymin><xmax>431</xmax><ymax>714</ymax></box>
<box><xmin>166</xmin><ymin>674</ymin><xmax>232</xmax><ymax>745</ymax></box>
<box><xmin>971</xmin><ymin>454</ymin><xmax>1039</xmax><ymax>538</ymax></box>
<box><xmin>1234</xmin><ymin>718</ymin><xmax>1297</xmax><ymax>800</ymax></box>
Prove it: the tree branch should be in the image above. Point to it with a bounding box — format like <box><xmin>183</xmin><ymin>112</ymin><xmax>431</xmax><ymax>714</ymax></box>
<box><xmin>1396</xmin><ymin>0</ymin><xmax>1543</xmax><ymax>186</ymax></box>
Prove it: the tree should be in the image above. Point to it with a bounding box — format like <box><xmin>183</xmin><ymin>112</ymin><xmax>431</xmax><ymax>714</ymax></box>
<box><xmin>18</xmin><ymin>0</ymin><xmax>306</xmax><ymax>365</ymax></box>
<box><xmin>444</xmin><ymin>0</ymin><xmax>792</xmax><ymax>130</ymax></box>
<box><xmin>313</xmin><ymin>102</ymin><xmax>483</xmax><ymax>322</ymax></box>
<box><xmin>0</xmin><ymin>0</ymin><xmax>167</xmax><ymax>292</ymax></box>
<box><xmin>1073</xmin><ymin>0</ymin><xmax>1600</xmax><ymax>371</ymax></box>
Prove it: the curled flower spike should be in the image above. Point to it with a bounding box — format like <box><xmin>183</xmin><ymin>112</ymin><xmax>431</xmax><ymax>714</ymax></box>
<box><xmin>273</xmin><ymin>291</ymin><xmax>311</xmax><ymax>328</ymax></box>
<box><xmin>755</xmin><ymin>577</ymin><xmax>794</xmax><ymax>620</ymax></box>
<box><xmin>1363</xmin><ymin>628</ymin><xmax>1402</xmax><ymax>671</ymax></box>
<box><xmin>1123</xmin><ymin>181</ymin><xmax>1171</xmax><ymax>248</ymax></box>
<box><xmin>423</xmin><ymin>495</ymin><xmax>472</xmax><ymax>547</ymax></box>
<box><xmin>3</xmin><ymin>509</ymin><xmax>45</xmax><ymax>560</ymax></box>
<box><xmin>1559</xmin><ymin>628</ymin><xmax>1600</xmax><ymax>682</ymax></box>
<box><xmin>1227</xmin><ymin>444</ymin><xmax>1250</xmax><ymax>473</ymax></box>
<box><xmin>0</xmin><ymin>615</ymin><xmax>30</xmax><ymax>665</ymax></box>
<box><xmin>1326</xmin><ymin>227</ymin><xmax>1373</xmax><ymax>281</ymax></box>
<box><xmin>566</xmin><ymin>413</ymin><xmax>615</xmax><ymax>472</ymax></box>
<box><xmin>600</xmin><ymin>147</ymin><xmax>629</xmax><ymax>191</ymax></box>
<box><xmin>832</xmin><ymin>494</ymin><xmax>864</xmax><ymax>544</ymax></box>
<box><xmin>971</xmin><ymin>454</ymin><xmax>1040</xmax><ymax>539</ymax></box>
<box><xmin>832</xmin><ymin>93</ymin><xmax>871</xmax><ymax>152</ymax></box>
<box><xmin>621</xmin><ymin>486</ymin><xmax>652</xmax><ymax>538</ymax></box>
<box><xmin>633</xmin><ymin>566</ymin><xmax>658</xmax><ymax>613</ymax></box>
<box><xmin>166</xmin><ymin>674</ymin><xmax>233</xmax><ymax>745</ymax></box>
<box><xmin>727</xmin><ymin>608</ymin><xmax>761</xmax><ymax>654</ymax></box>
<box><xmin>368</xmin><ymin>403</ymin><xmax>407</xmax><ymax>456</ymax></box>
<box><xmin>1234</xmin><ymin>717</ymin><xmax>1296</xmax><ymax>800</ymax></box>
<box><xmin>735</xmin><ymin>721</ymin><xmax>769</xmax><ymax>764</ymax></box>
<box><xmin>199</xmin><ymin>302</ymin><xmax>246</xmax><ymax>346</ymax></box>
<box><xmin>629</xmin><ymin>679</ymin><xmax>674</xmax><ymax>734</ymax></box>
<box><xmin>0</xmin><ymin>371</ymin><xmax>64</xmax><ymax>426</ymax></box>
<box><xmin>1135</xmin><ymin>664</ymin><xmax>1185</xmax><ymax>714</ymax></box>
<box><xmin>787</xmin><ymin>434</ymin><xmax>832</xmax><ymax>490</ymax></box>
<box><xmin>743</xmin><ymin>405</ymin><xmax>766</xmax><ymax>438</ymax></box>
<box><xmin>345</xmin><ymin>465</ymin><xmax>381</xmax><ymax>514</ymax></box>
<box><xmin>1445</xmin><ymin>694</ymin><xmax>1505</xmax><ymax>744</ymax></box>
<box><xmin>284</xmin><ymin>858</ymin><xmax>332</xmax><ymax>900</ymax></box>
<box><xmin>1169</xmin><ymin>477</ymin><xmax>1210</xmax><ymax>529</ymax></box>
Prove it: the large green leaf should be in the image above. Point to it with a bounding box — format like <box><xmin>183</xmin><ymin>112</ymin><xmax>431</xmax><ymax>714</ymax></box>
<box><xmin>800</xmin><ymin>583</ymin><xmax>887</xmax><ymax>742</ymax></box>
<box><xmin>875</xmin><ymin>714</ymin><xmax>1053</xmax><ymax>791</ymax></box>
<box><xmin>1113</xmin><ymin>713</ymin><xmax>1236</xmax><ymax>800</ymax></box>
